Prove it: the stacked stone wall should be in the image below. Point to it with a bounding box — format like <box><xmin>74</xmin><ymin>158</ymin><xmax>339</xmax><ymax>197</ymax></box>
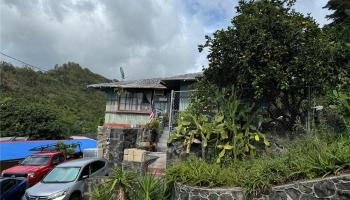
<box><xmin>174</xmin><ymin>174</ymin><xmax>350</xmax><ymax>200</ymax></box>
<box><xmin>97</xmin><ymin>126</ymin><xmax>142</xmax><ymax>166</ymax></box>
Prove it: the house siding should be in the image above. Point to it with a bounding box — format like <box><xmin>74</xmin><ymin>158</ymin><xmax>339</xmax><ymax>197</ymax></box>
<box><xmin>104</xmin><ymin>112</ymin><xmax>150</xmax><ymax>127</ymax></box>
<box><xmin>103</xmin><ymin>90</ymin><xmax>168</xmax><ymax>127</ymax></box>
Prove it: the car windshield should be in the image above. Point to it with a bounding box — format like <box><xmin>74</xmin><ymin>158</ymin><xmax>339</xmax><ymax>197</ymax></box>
<box><xmin>42</xmin><ymin>167</ymin><xmax>80</xmax><ymax>183</ymax></box>
<box><xmin>21</xmin><ymin>155</ymin><xmax>50</xmax><ymax>166</ymax></box>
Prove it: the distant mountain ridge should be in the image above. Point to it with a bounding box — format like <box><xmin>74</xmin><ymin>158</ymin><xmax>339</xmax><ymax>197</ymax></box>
<box><xmin>0</xmin><ymin>62</ymin><xmax>110</xmax><ymax>139</ymax></box>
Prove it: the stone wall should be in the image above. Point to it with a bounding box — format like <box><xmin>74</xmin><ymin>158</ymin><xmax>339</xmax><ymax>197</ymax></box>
<box><xmin>174</xmin><ymin>183</ymin><xmax>244</xmax><ymax>200</ymax></box>
<box><xmin>173</xmin><ymin>174</ymin><xmax>350</xmax><ymax>200</ymax></box>
<box><xmin>97</xmin><ymin>126</ymin><xmax>142</xmax><ymax>166</ymax></box>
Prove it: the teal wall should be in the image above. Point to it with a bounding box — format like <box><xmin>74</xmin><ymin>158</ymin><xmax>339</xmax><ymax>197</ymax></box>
<box><xmin>104</xmin><ymin>112</ymin><xmax>150</xmax><ymax>126</ymax></box>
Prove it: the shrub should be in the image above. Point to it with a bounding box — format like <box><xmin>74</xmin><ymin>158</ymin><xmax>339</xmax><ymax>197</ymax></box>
<box><xmin>130</xmin><ymin>173</ymin><xmax>168</xmax><ymax>200</ymax></box>
<box><xmin>91</xmin><ymin>168</ymin><xmax>170</xmax><ymax>200</ymax></box>
<box><xmin>169</xmin><ymin>87</ymin><xmax>269</xmax><ymax>162</ymax></box>
<box><xmin>165</xmin><ymin>132</ymin><xmax>350</xmax><ymax>195</ymax></box>
<box><xmin>145</xmin><ymin>119</ymin><xmax>160</xmax><ymax>143</ymax></box>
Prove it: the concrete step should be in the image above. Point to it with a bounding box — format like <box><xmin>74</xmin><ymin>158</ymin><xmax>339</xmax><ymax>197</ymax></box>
<box><xmin>147</xmin><ymin>152</ymin><xmax>166</xmax><ymax>176</ymax></box>
<box><xmin>157</xmin><ymin>129</ymin><xmax>170</xmax><ymax>152</ymax></box>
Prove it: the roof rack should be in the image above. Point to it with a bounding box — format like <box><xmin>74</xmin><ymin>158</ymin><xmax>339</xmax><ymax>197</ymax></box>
<box><xmin>29</xmin><ymin>142</ymin><xmax>82</xmax><ymax>153</ymax></box>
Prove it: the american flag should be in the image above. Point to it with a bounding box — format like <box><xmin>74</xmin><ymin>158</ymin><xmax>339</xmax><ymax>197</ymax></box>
<box><xmin>149</xmin><ymin>101</ymin><xmax>155</xmax><ymax>120</ymax></box>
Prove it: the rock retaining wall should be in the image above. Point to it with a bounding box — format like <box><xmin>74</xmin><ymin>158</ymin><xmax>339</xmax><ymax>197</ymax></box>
<box><xmin>174</xmin><ymin>174</ymin><xmax>350</xmax><ymax>200</ymax></box>
<box><xmin>97</xmin><ymin>126</ymin><xmax>142</xmax><ymax>166</ymax></box>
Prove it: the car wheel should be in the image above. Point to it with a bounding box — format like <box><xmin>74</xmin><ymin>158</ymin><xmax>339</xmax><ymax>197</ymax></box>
<box><xmin>69</xmin><ymin>193</ymin><xmax>81</xmax><ymax>200</ymax></box>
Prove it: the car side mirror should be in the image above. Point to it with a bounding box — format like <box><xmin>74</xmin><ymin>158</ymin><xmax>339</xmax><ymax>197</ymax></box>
<box><xmin>81</xmin><ymin>175</ymin><xmax>89</xmax><ymax>180</ymax></box>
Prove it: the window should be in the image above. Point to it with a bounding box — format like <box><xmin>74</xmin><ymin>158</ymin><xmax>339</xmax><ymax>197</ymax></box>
<box><xmin>43</xmin><ymin>167</ymin><xmax>80</xmax><ymax>183</ymax></box>
<box><xmin>21</xmin><ymin>156</ymin><xmax>50</xmax><ymax>166</ymax></box>
<box><xmin>91</xmin><ymin>161</ymin><xmax>106</xmax><ymax>174</ymax></box>
<box><xmin>80</xmin><ymin>165</ymin><xmax>90</xmax><ymax>178</ymax></box>
<box><xmin>118</xmin><ymin>91</ymin><xmax>150</xmax><ymax>112</ymax></box>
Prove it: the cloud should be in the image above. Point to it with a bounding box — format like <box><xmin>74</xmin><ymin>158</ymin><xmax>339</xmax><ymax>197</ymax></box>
<box><xmin>0</xmin><ymin>0</ymin><xmax>332</xmax><ymax>80</ymax></box>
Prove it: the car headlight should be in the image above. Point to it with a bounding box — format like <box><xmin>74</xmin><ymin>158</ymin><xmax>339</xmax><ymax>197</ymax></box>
<box><xmin>27</xmin><ymin>172</ymin><xmax>36</xmax><ymax>178</ymax></box>
<box><xmin>48</xmin><ymin>190</ymin><xmax>67</xmax><ymax>200</ymax></box>
<box><xmin>1</xmin><ymin>172</ymin><xmax>4</xmax><ymax>176</ymax></box>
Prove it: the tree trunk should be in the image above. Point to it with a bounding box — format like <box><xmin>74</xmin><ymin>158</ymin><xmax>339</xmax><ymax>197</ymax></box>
<box><xmin>201</xmin><ymin>144</ymin><xmax>206</xmax><ymax>159</ymax></box>
<box><xmin>117</xmin><ymin>187</ymin><xmax>125</xmax><ymax>200</ymax></box>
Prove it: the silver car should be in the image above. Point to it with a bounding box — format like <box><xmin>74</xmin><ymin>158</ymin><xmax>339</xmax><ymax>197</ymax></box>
<box><xmin>23</xmin><ymin>158</ymin><xmax>108</xmax><ymax>200</ymax></box>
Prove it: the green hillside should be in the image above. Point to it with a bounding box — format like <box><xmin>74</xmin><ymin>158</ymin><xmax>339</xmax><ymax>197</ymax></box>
<box><xmin>0</xmin><ymin>62</ymin><xmax>110</xmax><ymax>139</ymax></box>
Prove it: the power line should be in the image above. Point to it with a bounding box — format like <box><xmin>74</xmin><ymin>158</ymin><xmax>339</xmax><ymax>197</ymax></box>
<box><xmin>0</xmin><ymin>52</ymin><xmax>48</xmax><ymax>72</ymax></box>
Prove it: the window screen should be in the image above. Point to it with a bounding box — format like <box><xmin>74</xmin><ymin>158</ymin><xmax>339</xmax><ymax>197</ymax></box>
<box><xmin>118</xmin><ymin>91</ymin><xmax>150</xmax><ymax>111</ymax></box>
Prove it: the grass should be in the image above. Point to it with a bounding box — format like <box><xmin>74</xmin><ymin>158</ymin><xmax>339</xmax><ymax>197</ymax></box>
<box><xmin>165</xmin><ymin>132</ymin><xmax>350</xmax><ymax>195</ymax></box>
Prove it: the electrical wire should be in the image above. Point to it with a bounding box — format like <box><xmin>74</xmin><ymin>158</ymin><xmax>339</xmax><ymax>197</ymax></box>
<box><xmin>0</xmin><ymin>51</ymin><xmax>48</xmax><ymax>72</ymax></box>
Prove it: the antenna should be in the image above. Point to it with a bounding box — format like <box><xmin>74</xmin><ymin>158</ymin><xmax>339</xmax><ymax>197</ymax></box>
<box><xmin>120</xmin><ymin>67</ymin><xmax>125</xmax><ymax>80</ymax></box>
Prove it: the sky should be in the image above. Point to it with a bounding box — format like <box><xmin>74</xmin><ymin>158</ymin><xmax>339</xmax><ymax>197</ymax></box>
<box><xmin>0</xmin><ymin>0</ymin><xmax>332</xmax><ymax>80</ymax></box>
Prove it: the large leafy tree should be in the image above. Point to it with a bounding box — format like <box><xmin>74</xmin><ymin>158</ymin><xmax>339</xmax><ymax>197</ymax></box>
<box><xmin>0</xmin><ymin>97</ymin><xmax>67</xmax><ymax>139</ymax></box>
<box><xmin>324</xmin><ymin>0</ymin><xmax>350</xmax><ymax>25</ymax></box>
<box><xmin>201</xmin><ymin>0</ymin><xmax>337</xmax><ymax>129</ymax></box>
<box><xmin>323</xmin><ymin>0</ymin><xmax>350</xmax><ymax>88</ymax></box>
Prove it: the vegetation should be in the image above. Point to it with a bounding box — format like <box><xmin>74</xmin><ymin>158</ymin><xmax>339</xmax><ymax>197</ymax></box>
<box><xmin>169</xmin><ymin>87</ymin><xmax>269</xmax><ymax>162</ymax></box>
<box><xmin>324</xmin><ymin>0</ymin><xmax>350</xmax><ymax>25</ymax></box>
<box><xmin>199</xmin><ymin>0</ymin><xmax>349</xmax><ymax>130</ymax></box>
<box><xmin>91</xmin><ymin>168</ymin><xmax>168</xmax><ymax>200</ymax></box>
<box><xmin>166</xmin><ymin>0</ymin><xmax>350</xmax><ymax>197</ymax></box>
<box><xmin>0</xmin><ymin>62</ymin><xmax>109</xmax><ymax>139</ymax></box>
<box><xmin>0</xmin><ymin>97</ymin><xmax>68</xmax><ymax>139</ymax></box>
<box><xmin>166</xmin><ymin>131</ymin><xmax>350</xmax><ymax>196</ymax></box>
<box><xmin>146</xmin><ymin>119</ymin><xmax>160</xmax><ymax>143</ymax></box>
<box><xmin>130</xmin><ymin>173</ymin><xmax>168</xmax><ymax>200</ymax></box>
<box><xmin>54</xmin><ymin>142</ymin><xmax>78</xmax><ymax>156</ymax></box>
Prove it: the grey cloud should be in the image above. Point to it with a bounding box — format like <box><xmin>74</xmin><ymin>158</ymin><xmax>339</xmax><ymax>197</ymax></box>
<box><xmin>0</xmin><ymin>0</ymin><xmax>332</xmax><ymax>80</ymax></box>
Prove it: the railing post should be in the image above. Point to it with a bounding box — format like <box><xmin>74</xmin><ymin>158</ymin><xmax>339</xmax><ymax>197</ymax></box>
<box><xmin>168</xmin><ymin>90</ymin><xmax>174</xmax><ymax>134</ymax></box>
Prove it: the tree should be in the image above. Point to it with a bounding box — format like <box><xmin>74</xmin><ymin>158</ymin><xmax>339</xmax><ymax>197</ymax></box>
<box><xmin>0</xmin><ymin>62</ymin><xmax>109</xmax><ymax>136</ymax></box>
<box><xmin>324</xmin><ymin>0</ymin><xmax>350</xmax><ymax>25</ymax></box>
<box><xmin>0</xmin><ymin>97</ymin><xmax>67</xmax><ymax>139</ymax></box>
<box><xmin>200</xmin><ymin>0</ymin><xmax>337</xmax><ymax>130</ymax></box>
<box><xmin>323</xmin><ymin>0</ymin><xmax>350</xmax><ymax>88</ymax></box>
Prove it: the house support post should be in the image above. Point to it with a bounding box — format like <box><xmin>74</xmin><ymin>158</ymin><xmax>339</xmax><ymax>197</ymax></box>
<box><xmin>168</xmin><ymin>90</ymin><xmax>175</xmax><ymax>134</ymax></box>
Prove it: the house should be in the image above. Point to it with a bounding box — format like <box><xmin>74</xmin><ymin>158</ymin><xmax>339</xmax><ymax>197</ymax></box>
<box><xmin>88</xmin><ymin>72</ymin><xmax>202</xmax><ymax>128</ymax></box>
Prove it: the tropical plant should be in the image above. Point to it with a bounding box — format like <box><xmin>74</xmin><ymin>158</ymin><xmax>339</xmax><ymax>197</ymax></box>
<box><xmin>91</xmin><ymin>170</ymin><xmax>169</xmax><ymax>200</ymax></box>
<box><xmin>215</xmin><ymin>88</ymin><xmax>269</xmax><ymax>163</ymax></box>
<box><xmin>168</xmin><ymin>112</ymin><xmax>225</xmax><ymax>159</ymax></box>
<box><xmin>106</xmin><ymin>167</ymin><xmax>136</xmax><ymax>200</ymax></box>
<box><xmin>91</xmin><ymin>182</ymin><xmax>113</xmax><ymax>200</ymax></box>
<box><xmin>130</xmin><ymin>173</ymin><xmax>168</xmax><ymax>200</ymax></box>
<box><xmin>169</xmin><ymin>87</ymin><xmax>269</xmax><ymax>162</ymax></box>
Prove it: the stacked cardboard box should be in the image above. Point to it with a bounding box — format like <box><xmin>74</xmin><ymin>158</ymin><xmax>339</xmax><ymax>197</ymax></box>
<box><xmin>123</xmin><ymin>148</ymin><xmax>145</xmax><ymax>162</ymax></box>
